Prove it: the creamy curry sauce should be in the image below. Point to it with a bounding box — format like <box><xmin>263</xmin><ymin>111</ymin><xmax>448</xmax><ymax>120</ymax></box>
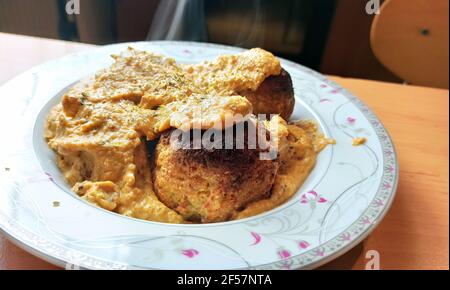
<box><xmin>45</xmin><ymin>47</ymin><xmax>332</xmax><ymax>223</ymax></box>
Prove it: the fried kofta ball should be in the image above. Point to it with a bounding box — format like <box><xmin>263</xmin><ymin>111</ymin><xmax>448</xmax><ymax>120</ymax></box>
<box><xmin>151</xmin><ymin>122</ymin><xmax>279</xmax><ymax>223</ymax></box>
<box><xmin>240</xmin><ymin>68</ymin><xmax>295</xmax><ymax>120</ymax></box>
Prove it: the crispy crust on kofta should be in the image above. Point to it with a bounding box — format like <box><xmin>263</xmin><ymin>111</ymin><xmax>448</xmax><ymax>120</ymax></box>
<box><xmin>151</xmin><ymin>123</ymin><xmax>279</xmax><ymax>223</ymax></box>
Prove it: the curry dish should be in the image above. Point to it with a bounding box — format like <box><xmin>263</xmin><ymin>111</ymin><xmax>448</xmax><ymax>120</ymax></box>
<box><xmin>45</xmin><ymin>47</ymin><xmax>332</xmax><ymax>223</ymax></box>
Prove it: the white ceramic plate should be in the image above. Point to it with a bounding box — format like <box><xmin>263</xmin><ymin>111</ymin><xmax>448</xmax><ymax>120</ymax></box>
<box><xmin>0</xmin><ymin>41</ymin><xmax>398</xmax><ymax>269</ymax></box>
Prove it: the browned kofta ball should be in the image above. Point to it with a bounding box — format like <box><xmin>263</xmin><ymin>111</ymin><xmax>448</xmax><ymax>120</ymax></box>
<box><xmin>151</xmin><ymin>122</ymin><xmax>279</xmax><ymax>223</ymax></box>
<box><xmin>239</xmin><ymin>68</ymin><xmax>295</xmax><ymax>120</ymax></box>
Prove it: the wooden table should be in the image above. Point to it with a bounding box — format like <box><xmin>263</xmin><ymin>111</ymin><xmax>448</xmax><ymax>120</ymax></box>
<box><xmin>0</xmin><ymin>33</ymin><xmax>448</xmax><ymax>270</ymax></box>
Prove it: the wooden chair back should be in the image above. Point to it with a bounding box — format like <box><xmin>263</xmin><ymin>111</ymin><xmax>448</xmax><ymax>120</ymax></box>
<box><xmin>371</xmin><ymin>0</ymin><xmax>449</xmax><ymax>89</ymax></box>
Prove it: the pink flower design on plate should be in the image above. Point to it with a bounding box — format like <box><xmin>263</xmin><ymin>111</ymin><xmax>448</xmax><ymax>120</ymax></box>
<box><xmin>320</xmin><ymin>84</ymin><xmax>327</xmax><ymax>88</ymax></box>
<box><xmin>339</xmin><ymin>232</ymin><xmax>351</xmax><ymax>241</ymax></box>
<box><xmin>385</xmin><ymin>165</ymin><xmax>395</xmax><ymax>173</ymax></box>
<box><xmin>382</xmin><ymin>182</ymin><xmax>392</xmax><ymax>190</ymax></box>
<box><xmin>278</xmin><ymin>249</ymin><xmax>293</xmax><ymax>269</ymax></box>
<box><xmin>278</xmin><ymin>249</ymin><xmax>291</xmax><ymax>259</ymax></box>
<box><xmin>319</xmin><ymin>98</ymin><xmax>332</xmax><ymax>103</ymax></box>
<box><xmin>250</xmin><ymin>232</ymin><xmax>262</xmax><ymax>246</ymax></box>
<box><xmin>314</xmin><ymin>248</ymin><xmax>325</xmax><ymax>257</ymax></box>
<box><xmin>300</xmin><ymin>190</ymin><xmax>327</xmax><ymax>208</ymax></box>
<box><xmin>346</xmin><ymin>116</ymin><xmax>356</xmax><ymax>125</ymax></box>
<box><xmin>181</xmin><ymin>249</ymin><xmax>199</xmax><ymax>258</ymax></box>
<box><xmin>298</xmin><ymin>240</ymin><xmax>310</xmax><ymax>250</ymax></box>
<box><xmin>361</xmin><ymin>216</ymin><xmax>371</xmax><ymax>225</ymax></box>
<box><xmin>373</xmin><ymin>198</ymin><xmax>384</xmax><ymax>207</ymax></box>
<box><xmin>331</xmin><ymin>89</ymin><xmax>340</xmax><ymax>94</ymax></box>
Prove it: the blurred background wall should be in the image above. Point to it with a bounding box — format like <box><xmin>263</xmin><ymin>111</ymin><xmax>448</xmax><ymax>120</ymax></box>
<box><xmin>0</xmin><ymin>0</ymin><xmax>409</xmax><ymax>84</ymax></box>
